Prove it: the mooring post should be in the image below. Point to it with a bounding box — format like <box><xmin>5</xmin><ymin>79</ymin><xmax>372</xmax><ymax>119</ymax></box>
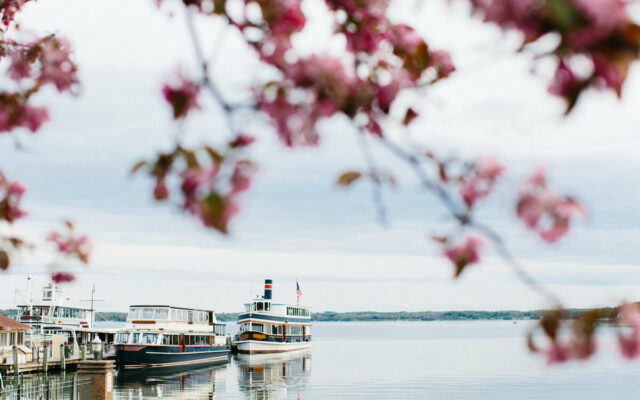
<box><xmin>60</xmin><ymin>344</ymin><xmax>66</xmax><ymax>371</ymax></box>
<box><xmin>80</xmin><ymin>345</ymin><xmax>87</xmax><ymax>361</ymax></box>
<box><xmin>77</xmin><ymin>360</ymin><xmax>115</xmax><ymax>400</ymax></box>
<box><xmin>42</xmin><ymin>344</ymin><xmax>48</xmax><ymax>374</ymax></box>
<box><xmin>12</xmin><ymin>345</ymin><xmax>19</xmax><ymax>376</ymax></box>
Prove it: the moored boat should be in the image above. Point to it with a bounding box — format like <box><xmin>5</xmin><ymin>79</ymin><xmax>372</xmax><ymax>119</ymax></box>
<box><xmin>234</xmin><ymin>279</ymin><xmax>312</xmax><ymax>354</ymax></box>
<box><xmin>115</xmin><ymin>305</ymin><xmax>229</xmax><ymax>369</ymax></box>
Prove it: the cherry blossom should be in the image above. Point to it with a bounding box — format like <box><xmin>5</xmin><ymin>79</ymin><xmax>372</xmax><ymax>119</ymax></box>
<box><xmin>617</xmin><ymin>303</ymin><xmax>640</xmax><ymax>359</ymax></box>
<box><xmin>51</xmin><ymin>271</ymin><xmax>76</xmax><ymax>284</ymax></box>
<box><xmin>459</xmin><ymin>157</ymin><xmax>505</xmax><ymax>208</ymax></box>
<box><xmin>444</xmin><ymin>236</ymin><xmax>484</xmax><ymax>277</ymax></box>
<box><xmin>0</xmin><ymin>173</ymin><xmax>28</xmax><ymax>223</ymax></box>
<box><xmin>47</xmin><ymin>223</ymin><xmax>91</xmax><ymax>264</ymax></box>
<box><xmin>162</xmin><ymin>72</ymin><xmax>201</xmax><ymax>119</ymax></box>
<box><xmin>516</xmin><ymin>169</ymin><xmax>585</xmax><ymax>243</ymax></box>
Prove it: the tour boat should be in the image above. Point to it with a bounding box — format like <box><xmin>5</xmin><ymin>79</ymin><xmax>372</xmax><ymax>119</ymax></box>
<box><xmin>234</xmin><ymin>279</ymin><xmax>312</xmax><ymax>354</ymax></box>
<box><xmin>115</xmin><ymin>305</ymin><xmax>229</xmax><ymax>369</ymax></box>
<box><xmin>17</xmin><ymin>281</ymin><xmax>95</xmax><ymax>333</ymax></box>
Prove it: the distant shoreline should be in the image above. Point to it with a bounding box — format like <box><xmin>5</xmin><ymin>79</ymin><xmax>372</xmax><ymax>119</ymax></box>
<box><xmin>0</xmin><ymin>308</ymin><xmax>618</xmax><ymax>322</ymax></box>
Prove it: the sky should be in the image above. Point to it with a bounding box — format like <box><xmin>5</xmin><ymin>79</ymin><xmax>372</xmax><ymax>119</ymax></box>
<box><xmin>0</xmin><ymin>0</ymin><xmax>639</xmax><ymax>313</ymax></box>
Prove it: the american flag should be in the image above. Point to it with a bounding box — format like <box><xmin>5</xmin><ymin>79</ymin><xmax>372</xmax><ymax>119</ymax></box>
<box><xmin>296</xmin><ymin>280</ymin><xmax>302</xmax><ymax>305</ymax></box>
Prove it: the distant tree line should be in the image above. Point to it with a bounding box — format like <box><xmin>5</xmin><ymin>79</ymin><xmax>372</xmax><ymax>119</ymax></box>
<box><xmin>0</xmin><ymin>308</ymin><xmax>619</xmax><ymax>322</ymax></box>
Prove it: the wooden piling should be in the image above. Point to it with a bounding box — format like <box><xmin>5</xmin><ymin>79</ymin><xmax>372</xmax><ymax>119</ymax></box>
<box><xmin>42</xmin><ymin>344</ymin><xmax>48</xmax><ymax>373</ymax></box>
<box><xmin>81</xmin><ymin>344</ymin><xmax>86</xmax><ymax>361</ymax></box>
<box><xmin>12</xmin><ymin>345</ymin><xmax>19</xmax><ymax>376</ymax></box>
<box><xmin>60</xmin><ymin>344</ymin><xmax>66</xmax><ymax>371</ymax></box>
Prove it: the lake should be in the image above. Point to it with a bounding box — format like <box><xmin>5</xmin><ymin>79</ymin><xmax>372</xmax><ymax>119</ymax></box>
<box><xmin>112</xmin><ymin>320</ymin><xmax>640</xmax><ymax>399</ymax></box>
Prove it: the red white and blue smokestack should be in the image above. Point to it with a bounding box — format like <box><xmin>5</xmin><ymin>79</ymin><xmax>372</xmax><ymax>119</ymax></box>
<box><xmin>264</xmin><ymin>279</ymin><xmax>273</xmax><ymax>300</ymax></box>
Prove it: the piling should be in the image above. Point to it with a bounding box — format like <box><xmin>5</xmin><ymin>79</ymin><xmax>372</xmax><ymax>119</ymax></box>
<box><xmin>12</xmin><ymin>345</ymin><xmax>19</xmax><ymax>376</ymax></box>
<box><xmin>81</xmin><ymin>345</ymin><xmax>87</xmax><ymax>361</ymax></box>
<box><xmin>60</xmin><ymin>343</ymin><xmax>66</xmax><ymax>371</ymax></box>
<box><xmin>77</xmin><ymin>360</ymin><xmax>115</xmax><ymax>400</ymax></box>
<box><xmin>42</xmin><ymin>344</ymin><xmax>48</xmax><ymax>373</ymax></box>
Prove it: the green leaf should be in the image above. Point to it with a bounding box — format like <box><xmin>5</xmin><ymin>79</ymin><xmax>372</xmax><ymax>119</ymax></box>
<box><xmin>336</xmin><ymin>171</ymin><xmax>363</xmax><ymax>187</ymax></box>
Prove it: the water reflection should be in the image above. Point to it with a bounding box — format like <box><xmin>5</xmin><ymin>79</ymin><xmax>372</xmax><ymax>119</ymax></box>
<box><xmin>237</xmin><ymin>350</ymin><xmax>312</xmax><ymax>400</ymax></box>
<box><xmin>115</xmin><ymin>363</ymin><xmax>227</xmax><ymax>399</ymax></box>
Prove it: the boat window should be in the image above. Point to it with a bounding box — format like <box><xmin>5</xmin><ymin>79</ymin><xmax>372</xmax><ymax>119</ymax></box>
<box><xmin>271</xmin><ymin>325</ymin><xmax>282</xmax><ymax>335</ymax></box>
<box><xmin>143</xmin><ymin>308</ymin><xmax>155</xmax><ymax>319</ymax></box>
<box><xmin>155</xmin><ymin>308</ymin><xmax>168</xmax><ymax>320</ymax></box>
<box><xmin>252</xmin><ymin>323</ymin><xmax>264</xmax><ymax>333</ymax></box>
<box><xmin>256</xmin><ymin>302</ymin><xmax>263</xmax><ymax>311</ymax></box>
<box><xmin>142</xmin><ymin>333</ymin><xmax>158</xmax><ymax>345</ymax></box>
<box><xmin>265</xmin><ymin>303</ymin><xmax>271</xmax><ymax>312</ymax></box>
<box><xmin>116</xmin><ymin>333</ymin><xmax>130</xmax><ymax>344</ymax></box>
<box><xmin>128</xmin><ymin>308</ymin><xmax>140</xmax><ymax>320</ymax></box>
<box><xmin>0</xmin><ymin>333</ymin><xmax>6</xmax><ymax>346</ymax></box>
<box><xmin>214</xmin><ymin>323</ymin><xmax>226</xmax><ymax>336</ymax></box>
<box><xmin>131</xmin><ymin>333</ymin><xmax>140</xmax><ymax>344</ymax></box>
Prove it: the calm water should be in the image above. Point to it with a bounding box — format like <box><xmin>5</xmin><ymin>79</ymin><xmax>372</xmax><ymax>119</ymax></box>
<box><xmin>112</xmin><ymin>320</ymin><xmax>640</xmax><ymax>399</ymax></box>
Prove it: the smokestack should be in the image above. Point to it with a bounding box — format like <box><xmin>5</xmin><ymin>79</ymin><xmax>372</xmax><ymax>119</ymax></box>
<box><xmin>264</xmin><ymin>279</ymin><xmax>272</xmax><ymax>300</ymax></box>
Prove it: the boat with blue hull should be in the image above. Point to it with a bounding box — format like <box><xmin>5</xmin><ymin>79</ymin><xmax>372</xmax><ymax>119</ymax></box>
<box><xmin>115</xmin><ymin>305</ymin><xmax>229</xmax><ymax>369</ymax></box>
<box><xmin>234</xmin><ymin>279</ymin><xmax>312</xmax><ymax>354</ymax></box>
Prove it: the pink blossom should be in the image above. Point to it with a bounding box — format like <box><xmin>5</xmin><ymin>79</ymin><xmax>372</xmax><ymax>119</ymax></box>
<box><xmin>229</xmin><ymin>134</ymin><xmax>256</xmax><ymax>148</ymax></box>
<box><xmin>0</xmin><ymin>0</ymin><xmax>33</xmax><ymax>27</ymax></box>
<box><xmin>459</xmin><ymin>157</ymin><xmax>505</xmax><ymax>208</ymax></box>
<box><xmin>430</xmin><ymin>50</ymin><xmax>456</xmax><ymax>79</ymax></box>
<box><xmin>51</xmin><ymin>272</ymin><xmax>76</xmax><ymax>284</ymax></box>
<box><xmin>445</xmin><ymin>236</ymin><xmax>484</xmax><ymax>275</ymax></box>
<box><xmin>516</xmin><ymin>169</ymin><xmax>585</xmax><ymax>243</ymax></box>
<box><xmin>47</xmin><ymin>230</ymin><xmax>91</xmax><ymax>264</ymax></box>
<box><xmin>8</xmin><ymin>51</ymin><xmax>33</xmax><ymax>81</ymax></box>
<box><xmin>230</xmin><ymin>160</ymin><xmax>257</xmax><ymax>194</ymax></box>
<box><xmin>592</xmin><ymin>55</ymin><xmax>622</xmax><ymax>93</ymax></box>
<box><xmin>617</xmin><ymin>303</ymin><xmax>640</xmax><ymax>359</ymax></box>
<box><xmin>268</xmin><ymin>0</ymin><xmax>306</xmax><ymax>36</ymax></box>
<box><xmin>541</xmin><ymin>342</ymin><xmax>571</xmax><ymax>365</ymax></box>
<box><xmin>38</xmin><ymin>37</ymin><xmax>79</xmax><ymax>94</ymax></box>
<box><xmin>153</xmin><ymin>181</ymin><xmax>170</xmax><ymax>200</ymax></box>
<box><xmin>325</xmin><ymin>0</ymin><xmax>390</xmax><ymax>53</ymax></box>
<box><xmin>162</xmin><ymin>72</ymin><xmax>201</xmax><ymax>119</ymax></box>
<box><xmin>548</xmin><ymin>61</ymin><xmax>580</xmax><ymax>99</ymax></box>
<box><xmin>20</xmin><ymin>105</ymin><xmax>50</xmax><ymax>132</ymax></box>
<box><xmin>0</xmin><ymin>174</ymin><xmax>28</xmax><ymax>223</ymax></box>
<box><xmin>258</xmin><ymin>90</ymin><xmax>319</xmax><ymax>146</ymax></box>
<box><xmin>570</xmin><ymin>0</ymin><xmax>628</xmax><ymax>49</ymax></box>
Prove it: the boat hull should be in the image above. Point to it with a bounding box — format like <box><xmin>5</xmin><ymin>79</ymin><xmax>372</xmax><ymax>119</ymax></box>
<box><xmin>116</xmin><ymin>345</ymin><xmax>229</xmax><ymax>369</ymax></box>
<box><xmin>234</xmin><ymin>340</ymin><xmax>311</xmax><ymax>354</ymax></box>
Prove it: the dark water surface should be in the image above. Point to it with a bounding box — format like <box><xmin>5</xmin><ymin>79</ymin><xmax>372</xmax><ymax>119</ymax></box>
<box><xmin>112</xmin><ymin>321</ymin><xmax>640</xmax><ymax>399</ymax></box>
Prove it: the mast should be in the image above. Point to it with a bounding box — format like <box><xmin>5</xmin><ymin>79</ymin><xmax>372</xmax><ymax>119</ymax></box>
<box><xmin>27</xmin><ymin>274</ymin><xmax>33</xmax><ymax>314</ymax></box>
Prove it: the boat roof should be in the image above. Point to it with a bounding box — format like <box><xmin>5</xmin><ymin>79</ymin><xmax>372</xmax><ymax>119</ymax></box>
<box><xmin>129</xmin><ymin>305</ymin><xmax>214</xmax><ymax>313</ymax></box>
<box><xmin>244</xmin><ymin>301</ymin><xmax>309</xmax><ymax>308</ymax></box>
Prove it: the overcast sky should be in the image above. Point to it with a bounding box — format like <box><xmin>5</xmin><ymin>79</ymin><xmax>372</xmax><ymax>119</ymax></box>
<box><xmin>0</xmin><ymin>0</ymin><xmax>639</xmax><ymax>313</ymax></box>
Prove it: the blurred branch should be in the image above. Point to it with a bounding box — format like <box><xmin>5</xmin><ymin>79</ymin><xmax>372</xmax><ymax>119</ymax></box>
<box><xmin>377</xmin><ymin>135</ymin><xmax>561</xmax><ymax>305</ymax></box>
<box><xmin>356</xmin><ymin>129</ymin><xmax>388</xmax><ymax>225</ymax></box>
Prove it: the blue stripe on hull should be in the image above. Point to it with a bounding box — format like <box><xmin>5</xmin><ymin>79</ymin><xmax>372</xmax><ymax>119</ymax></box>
<box><xmin>117</xmin><ymin>345</ymin><xmax>229</xmax><ymax>369</ymax></box>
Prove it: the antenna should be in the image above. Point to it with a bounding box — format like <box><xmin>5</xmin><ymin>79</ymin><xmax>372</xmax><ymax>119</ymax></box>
<box><xmin>81</xmin><ymin>285</ymin><xmax>104</xmax><ymax>329</ymax></box>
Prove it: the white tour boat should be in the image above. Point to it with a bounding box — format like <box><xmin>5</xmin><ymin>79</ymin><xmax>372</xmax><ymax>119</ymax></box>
<box><xmin>115</xmin><ymin>305</ymin><xmax>229</xmax><ymax>369</ymax></box>
<box><xmin>234</xmin><ymin>279</ymin><xmax>312</xmax><ymax>354</ymax></box>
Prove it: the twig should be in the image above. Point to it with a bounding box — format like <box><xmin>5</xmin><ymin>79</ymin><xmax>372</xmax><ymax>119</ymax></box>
<box><xmin>185</xmin><ymin>8</ymin><xmax>236</xmax><ymax>135</ymax></box>
<box><xmin>356</xmin><ymin>129</ymin><xmax>387</xmax><ymax>225</ymax></box>
<box><xmin>377</xmin><ymin>135</ymin><xmax>561</xmax><ymax>305</ymax></box>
